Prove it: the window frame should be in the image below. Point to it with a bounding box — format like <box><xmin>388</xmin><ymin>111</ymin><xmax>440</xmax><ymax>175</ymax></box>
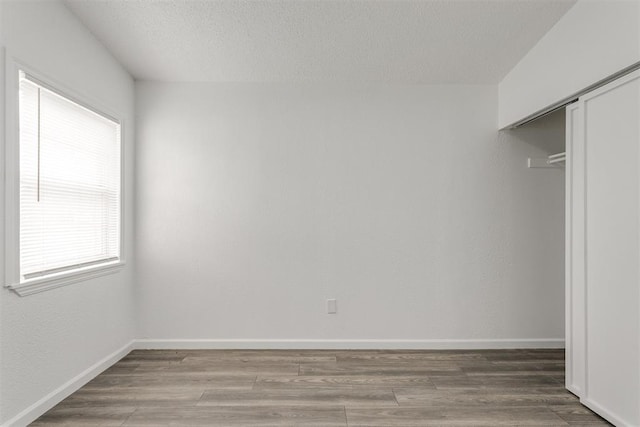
<box><xmin>4</xmin><ymin>57</ymin><xmax>126</xmax><ymax>297</ymax></box>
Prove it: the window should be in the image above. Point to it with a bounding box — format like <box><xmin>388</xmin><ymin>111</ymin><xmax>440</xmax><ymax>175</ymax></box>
<box><xmin>14</xmin><ymin>71</ymin><xmax>122</xmax><ymax>290</ymax></box>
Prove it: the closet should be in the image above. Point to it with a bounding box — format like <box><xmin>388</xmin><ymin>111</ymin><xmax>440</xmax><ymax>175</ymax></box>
<box><xmin>565</xmin><ymin>69</ymin><xmax>640</xmax><ymax>426</ymax></box>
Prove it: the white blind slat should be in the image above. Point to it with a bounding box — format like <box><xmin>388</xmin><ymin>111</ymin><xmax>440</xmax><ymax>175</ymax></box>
<box><xmin>19</xmin><ymin>75</ymin><xmax>121</xmax><ymax>279</ymax></box>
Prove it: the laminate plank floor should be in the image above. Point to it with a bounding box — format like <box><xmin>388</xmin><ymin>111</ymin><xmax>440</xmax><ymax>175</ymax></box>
<box><xmin>32</xmin><ymin>349</ymin><xmax>611</xmax><ymax>426</ymax></box>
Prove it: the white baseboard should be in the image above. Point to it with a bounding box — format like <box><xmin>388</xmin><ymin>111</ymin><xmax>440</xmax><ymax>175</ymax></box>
<box><xmin>581</xmin><ymin>397</ymin><xmax>633</xmax><ymax>427</ymax></box>
<box><xmin>1</xmin><ymin>340</ymin><xmax>134</xmax><ymax>427</ymax></box>
<box><xmin>134</xmin><ymin>338</ymin><xmax>565</xmax><ymax>350</ymax></box>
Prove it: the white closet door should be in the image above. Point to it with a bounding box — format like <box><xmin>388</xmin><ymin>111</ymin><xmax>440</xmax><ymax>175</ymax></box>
<box><xmin>565</xmin><ymin>102</ymin><xmax>586</xmax><ymax>397</ymax></box>
<box><xmin>579</xmin><ymin>70</ymin><xmax>640</xmax><ymax>426</ymax></box>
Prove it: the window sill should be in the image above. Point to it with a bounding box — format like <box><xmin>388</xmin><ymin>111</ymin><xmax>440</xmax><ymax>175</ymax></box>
<box><xmin>5</xmin><ymin>260</ymin><xmax>126</xmax><ymax>297</ymax></box>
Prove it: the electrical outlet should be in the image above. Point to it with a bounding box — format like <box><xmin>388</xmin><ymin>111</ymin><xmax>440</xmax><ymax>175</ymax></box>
<box><xmin>327</xmin><ymin>299</ymin><xmax>337</xmax><ymax>314</ymax></box>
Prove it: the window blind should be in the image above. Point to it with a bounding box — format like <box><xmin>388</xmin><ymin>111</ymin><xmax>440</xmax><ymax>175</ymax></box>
<box><xmin>19</xmin><ymin>73</ymin><xmax>121</xmax><ymax>280</ymax></box>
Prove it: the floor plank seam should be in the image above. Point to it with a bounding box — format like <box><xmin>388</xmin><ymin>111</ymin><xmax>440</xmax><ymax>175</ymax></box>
<box><xmin>343</xmin><ymin>405</ymin><xmax>349</xmax><ymax>427</ymax></box>
<box><xmin>120</xmin><ymin>407</ymin><xmax>139</xmax><ymax>427</ymax></box>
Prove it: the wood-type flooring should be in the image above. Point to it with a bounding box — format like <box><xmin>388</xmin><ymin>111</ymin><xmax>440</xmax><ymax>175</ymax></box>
<box><xmin>32</xmin><ymin>349</ymin><xmax>611</xmax><ymax>426</ymax></box>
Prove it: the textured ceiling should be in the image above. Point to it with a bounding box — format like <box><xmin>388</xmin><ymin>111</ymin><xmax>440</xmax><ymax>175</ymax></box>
<box><xmin>64</xmin><ymin>0</ymin><xmax>576</xmax><ymax>83</ymax></box>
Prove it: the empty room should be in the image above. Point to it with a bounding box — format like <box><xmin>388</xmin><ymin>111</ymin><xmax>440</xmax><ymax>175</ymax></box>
<box><xmin>1</xmin><ymin>0</ymin><xmax>639</xmax><ymax>426</ymax></box>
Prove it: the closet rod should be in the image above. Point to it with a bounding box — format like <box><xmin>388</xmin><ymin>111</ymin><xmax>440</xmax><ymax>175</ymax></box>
<box><xmin>548</xmin><ymin>156</ymin><xmax>566</xmax><ymax>165</ymax></box>
<box><xmin>527</xmin><ymin>151</ymin><xmax>566</xmax><ymax>168</ymax></box>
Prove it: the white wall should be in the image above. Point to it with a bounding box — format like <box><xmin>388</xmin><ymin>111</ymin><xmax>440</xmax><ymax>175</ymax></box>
<box><xmin>135</xmin><ymin>82</ymin><xmax>565</xmax><ymax>348</ymax></box>
<box><xmin>0</xmin><ymin>1</ymin><xmax>135</xmax><ymax>425</ymax></box>
<box><xmin>0</xmin><ymin>1</ymin><xmax>570</xmax><ymax>422</ymax></box>
<box><xmin>499</xmin><ymin>0</ymin><xmax>640</xmax><ymax>129</ymax></box>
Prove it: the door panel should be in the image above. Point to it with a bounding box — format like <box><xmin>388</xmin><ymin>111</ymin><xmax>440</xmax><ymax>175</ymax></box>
<box><xmin>582</xmin><ymin>72</ymin><xmax>640</xmax><ymax>426</ymax></box>
<box><xmin>566</xmin><ymin>102</ymin><xmax>586</xmax><ymax>396</ymax></box>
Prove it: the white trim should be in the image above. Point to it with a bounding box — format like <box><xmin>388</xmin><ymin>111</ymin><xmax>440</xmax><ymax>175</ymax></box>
<box><xmin>134</xmin><ymin>338</ymin><xmax>565</xmax><ymax>350</ymax></box>
<box><xmin>4</xmin><ymin>53</ymin><xmax>20</xmax><ymax>293</ymax></box>
<box><xmin>6</xmin><ymin>261</ymin><xmax>126</xmax><ymax>296</ymax></box>
<box><xmin>22</xmin><ymin>72</ymin><xmax>120</xmax><ymax>125</ymax></box>
<box><xmin>0</xmin><ymin>340</ymin><xmax>133</xmax><ymax>427</ymax></box>
<box><xmin>565</xmin><ymin>101</ymin><xmax>575</xmax><ymax>393</ymax></box>
<box><xmin>582</xmin><ymin>88</ymin><xmax>591</xmax><ymax>405</ymax></box>
<box><xmin>3</xmin><ymin>54</ymin><xmax>127</xmax><ymax>297</ymax></box>
<box><xmin>566</xmin><ymin>384</ymin><xmax>580</xmax><ymax>398</ymax></box>
<box><xmin>581</xmin><ymin>397</ymin><xmax>634</xmax><ymax>427</ymax></box>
